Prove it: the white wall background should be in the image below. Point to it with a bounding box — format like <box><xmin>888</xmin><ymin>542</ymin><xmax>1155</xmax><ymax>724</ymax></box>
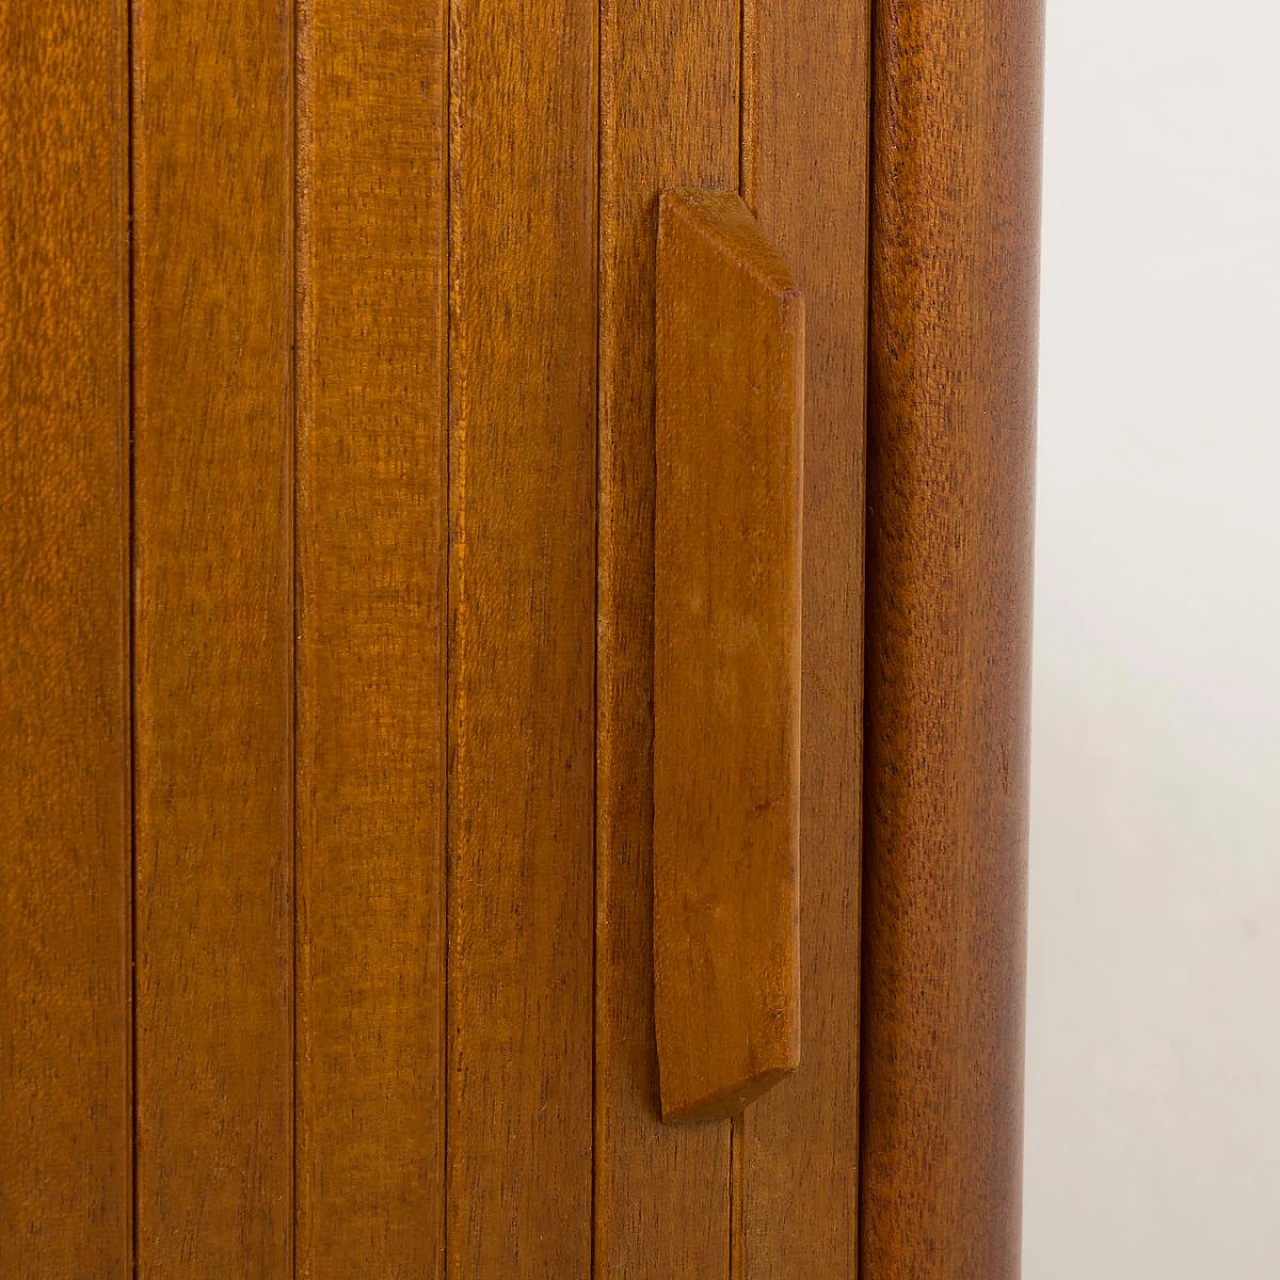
<box><xmin>1024</xmin><ymin>1</ymin><xmax>1280</xmax><ymax>1275</ymax></box>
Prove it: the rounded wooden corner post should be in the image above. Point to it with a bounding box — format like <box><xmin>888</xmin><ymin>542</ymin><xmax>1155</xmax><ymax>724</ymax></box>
<box><xmin>861</xmin><ymin>0</ymin><xmax>1043</xmax><ymax>1277</ymax></box>
<box><xmin>652</xmin><ymin>189</ymin><xmax>805</xmax><ymax>1126</ymax></box>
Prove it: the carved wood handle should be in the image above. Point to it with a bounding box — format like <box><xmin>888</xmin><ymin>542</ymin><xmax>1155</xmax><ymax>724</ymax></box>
<box><xmin>652</xmin><ymin>188</ymin><xmax>805</xmax><ymax>1125</ymax></box>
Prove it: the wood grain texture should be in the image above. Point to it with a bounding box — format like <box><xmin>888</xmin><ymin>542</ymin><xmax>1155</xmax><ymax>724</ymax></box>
<box><xmin>0</xmin><ymin>0</ymin><xmax>131</xmax><ymax>1271</ymax></box>
<box><xmin>654</xmin><ymin>189</ymin><xmax>803</xmax><ymax>1127</ymax></box>
<box><xmin>739</xmin><ymin>1</ymin><xmax>870</xmax><ymax>1273</ymax></box>
<box><xmin>446</xmin><ymin>0</ymin><xmax>596</xmax><ymax>1271</ymax></box>
<box><xmin>861</xmin><ymin>0</ymin><xmax>1043</xmax><ymax>1276</ymax></box>
<box><xmin>131</xmin><ymin>0</ymin><xmax>294</xmax><ymax>1271</ymax></box>
<box><xmin>594</xmin><ymin>0</ymin><xmax>739</xmax><ymax>1270</ymax></box>
<box><xmin>294</xmin><ymin>0</ymin><xmax>447</xmax><ymax>1275</ymax></box>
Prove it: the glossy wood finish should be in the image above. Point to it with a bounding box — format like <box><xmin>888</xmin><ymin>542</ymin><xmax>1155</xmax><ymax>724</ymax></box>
<box><xmin>131</xmin><ymin>0</ymin><xmax>294</xmax><ymax>1270</ymax></box>
<box><xmin>740</xmin><ymin>2</ymin><xmax>870</xmax><ymax>1273</ymax></box>
<box><xmin>0</xmin><ymin>1</ymin><xmax>131</xmax><ymax>1271</ymax></box>
<box><xmin>861</xmin><ymin>0</ymin><xmax>1043</xmax><ymax>1276</ymax></box>
<box><xmin>594</xmin><ymin>0</ymin><xmax>738</xmax><ymax>1270</ymax></box>
<box><xmin>445</xmin><ymin>0</ymin><xmax>597</xmax><ymax>1271</ymax></box>
<box><xmin>294</xmin><ymin>0</ymin><xmax>447</xmax><ymax>1274</ymax></box>
<box><xmin>654</xmin><ymin>189</ymin><xmax>803</xmax><ymax>1126</ymax></box>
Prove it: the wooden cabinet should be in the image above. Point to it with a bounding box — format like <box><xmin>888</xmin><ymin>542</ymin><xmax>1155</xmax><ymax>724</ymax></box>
<box><xmin>1</xmin><ymin>0</ymin><xmax>1041</xmax><ymax>1275</ymax></box>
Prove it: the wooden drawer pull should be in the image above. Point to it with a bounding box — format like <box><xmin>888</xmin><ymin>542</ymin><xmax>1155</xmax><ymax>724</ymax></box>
<box><xmin>653</xmin><ymin>188</ymin><xmax>804</xmax><ymax>1124</ymax></box>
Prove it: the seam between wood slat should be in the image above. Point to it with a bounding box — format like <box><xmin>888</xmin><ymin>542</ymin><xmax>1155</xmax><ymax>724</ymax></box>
<box><xmin>593</xmin><ymin>0</ymin><xmax>604</xmax><ymax>1269</ymax></box>
<box><xmin>857</xmin><ymin>2</ymin><xmax>880</xmax><ymax>1266</ymax></box>
<box><xmin>739</xmin><ymin>0</ymin><xmax>755</xmax><ymax>211</ymax></box>
<box><xmin>442</xmin><ymin>0</ymin><xmax>454</xmax><ymax>1272</ymax></box>
<box><xmin>290</xmin><ymin>0</ymin><xmax>299</xmax><ymax>1271</ymax></box>
<box><xmin>126</xmin><ymin>0</ymin><xmax>139</xmax><ymax>1268</ymax></box>
<box><xmin>732</xmin><ymin>4</ymin><xmax>751</xmax><ymax>1275</ymax></box>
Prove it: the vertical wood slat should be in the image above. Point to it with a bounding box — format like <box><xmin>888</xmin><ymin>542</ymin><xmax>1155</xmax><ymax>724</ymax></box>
<box><xmin>861</xmin><ymin>0</ymin><xmax>1043</xmax><ymax>1276</ymax></box>
<box><xmin>0</xmin><ymin>0</ymin><xmax>132</xmax><ymax>1272</ymax></box>
<box><xmin>595</xmin><ymin>0</ymin><xmax>738</xmax><ymax>1273</ymax></box>
<box><xmin>131</xmin><ymin>0</ymin><xmax>294</xmax><ymax>1270</ymax></box>
<box><xmin>294</xmin><ymin>0</ymin><xmax>448</xmax><ymax>1275</ymax></box>
<box><xmin>739</xmin><ymin>1</ymin><xmax>870</xmax><ymax>1274</ymax></box>
<box><xmin>445</xmin><ymin>0</ymin><xmax>597</xmax><ymax>1272</ymax></box>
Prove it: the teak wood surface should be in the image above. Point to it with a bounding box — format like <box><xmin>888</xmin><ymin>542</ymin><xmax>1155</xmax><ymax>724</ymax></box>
<box><xmin>295</xmin><ymin>0</ymin><xmax>448</xmax><ymax>1273</ymax></box>
<box><xmin>861</xmin><ymin>1</ymin><xmax>1044</xmax><ymax>1278</ymax></box>
<box><xmin>653</xmin><ymin>189</ymin><xmax>804</xmax><ymax>1127</ymax></box>
<box><xmin>445</xmin><ymin>0</ymin><xmax>598</xmax><ymax>1272</ymax></box>
<box><xmin>131</xmin><ymin>0</ymin><xmax>294</xmax><ymax>1269</ymax></box>
<box><xmin>741</xmin><ymin>5</ymin><xmax>870</xmax><ymax>1272</ymax></box>
<box><xmin>2</xmin><ymin>1</ymin><xmax>131</xmax><ymax>1270</ymax></box>
<box><xmin>594</xmin><ymin>0</ymin><xmax>740</xmax><ymax>1273</ymax></box>
<box><xmin>1</xmin><ymin>0</ymin><xmax>1039</xmax><ymax>1275</ymax></box>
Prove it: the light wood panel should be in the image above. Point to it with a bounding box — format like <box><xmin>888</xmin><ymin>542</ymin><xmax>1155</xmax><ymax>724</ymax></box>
<box><xmin>740</xmin><ymin>1</ymin><xmax>870</xmax><ymax>1273</ymax></box>
<box><xmin>294</xmin><ymin>0</ymin><xmax>448</xmax><ymax>1275</ymax></box>
<box><xmin>595</xmin><ymin>0</ymin><xmax>739</xmax><ymax>1271</ymax></box>
<box><xmin>131</xmin><ymin>0</ymin><xmax>294</xmax><ymax>1270</ymax></box>
<box><xmin>861</xmin><ymin>0</ymin><xmax>1043</xmax><ymax>1276</ymax></box>
<box><xmin>0</xmin><ymin>0</ymin><xmax>131</xmax><ymax>1271</ymax></box>
<box><xmin>445</xmin><ymin>0</ymin><xmax>597</xmax><ymax>1271</ymax></box>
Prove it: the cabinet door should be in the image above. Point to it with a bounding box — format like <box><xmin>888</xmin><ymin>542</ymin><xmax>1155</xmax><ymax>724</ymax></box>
<box><xmin>1</xmin><ymin>0</ymin><xmax>1039</xmax><ymax>1276</ymax></box>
